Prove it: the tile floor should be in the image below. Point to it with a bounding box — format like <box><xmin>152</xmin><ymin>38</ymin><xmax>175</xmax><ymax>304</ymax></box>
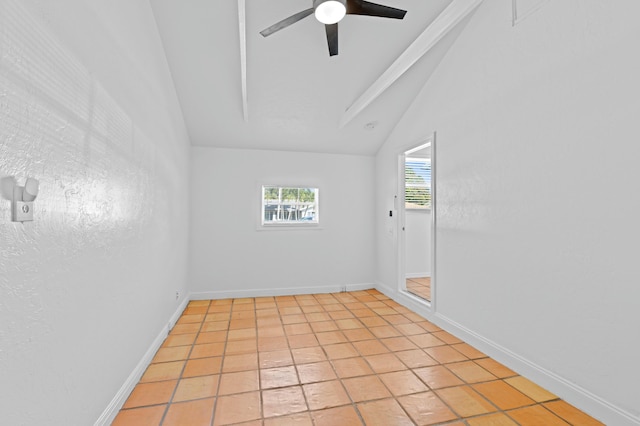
<box><xmin>113</xmin><ymin>289</ymin><xmax>603</xmax><ymax>426</ymax></box>
<box><xmin>406</xmin><ymin>277</ymin><xmax>431</xmax><ymax>302</ymax></box>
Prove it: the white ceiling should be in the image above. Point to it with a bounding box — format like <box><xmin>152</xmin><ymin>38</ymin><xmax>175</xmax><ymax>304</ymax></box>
<box><xmin>150</xmin><ymin>0</ymin><xmax>456</xmax><ymax>156</ymax></box>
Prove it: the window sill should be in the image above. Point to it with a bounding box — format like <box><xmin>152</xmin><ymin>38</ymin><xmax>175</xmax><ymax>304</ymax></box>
<box><xmin>257</xmin><ymin>223</ymin><xmax>323</xmax><ymax>231</ymax></box>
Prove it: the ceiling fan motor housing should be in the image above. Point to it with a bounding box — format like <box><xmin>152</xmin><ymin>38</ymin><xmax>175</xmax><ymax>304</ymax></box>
<box><xmin>313</xmin><ymin>0</ymin><xmax>348</xmax><ymax>25</ymax></box>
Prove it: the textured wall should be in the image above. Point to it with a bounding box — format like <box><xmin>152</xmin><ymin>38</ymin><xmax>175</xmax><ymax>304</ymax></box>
<box><xmin>375</xmin><ymin>0</ymin><xmax>640</xmax><ymax>423</ymax></box>
<box><xmin>0</xmin><ymin>1</ymin><xmax>190</xmax><ymax>424</ymax></box>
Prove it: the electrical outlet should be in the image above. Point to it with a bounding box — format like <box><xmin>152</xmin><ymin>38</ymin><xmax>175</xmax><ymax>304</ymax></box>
<box><xmin>175</xmin><ymin>291</ymin><xmax>180</xmax><ymax>300</ymax></box>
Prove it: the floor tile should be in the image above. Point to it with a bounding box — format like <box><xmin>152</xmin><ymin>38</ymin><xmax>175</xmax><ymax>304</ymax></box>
<box><xmin>260</xmin><ymin>365</ymin><xmax>300</xmax><ymax>389</ymax></box>
<box><xmin>446</xmin><ymin>361</ymin><xmax>497</xmax><ymax>384</ymax></box>
<box><xmin>218</xmin><ymin>370</ymin><xmax>259</xmax><ymax>395</ymax></box>
<box><xmin>543</xmin><ymin>400</ymin><xmax>605</xmax><ymax>426</ymax></box>
<box><xmin>195</xmin><ymin>331</ymin><xmax>227</xmax><ymax>344</ymax></box>
<box><xmin>369</xmin><ymin>325</ymin><xmax>402</xmax><ymax>339</ymax></box>
<box><xmin>263</xmin><ymin>412</ymin><xmax>313</xmax><ymax>426</ymax></box>
<box><xmin>297</xmin><ymin>361</ymin><xmax>337</xmax><ymax>384</ymax></box>
<box><xmin>472</xmin><ymin>380</ymin><xmax>535</xmax><ymax>410</ymax></box>
<box><xmin>505</xmin><ymin>376</ymin><xmax>557</xmax><ymax>402</ymax></box>
<box><xmin>365</xmin><ymin>353</ymin><xmax>407</xmax><ymax>373</ymax></box>
<box><xmin>281</xmin><ymin>314</ymin><xmax>307</xmax><ymax>324</ymax></box>
<box><xmin>379</xmin><ymin>370</ymin><xmax>429</xmax><ymax>396</ymax></box>
<box><xmin>342</xmin><ymin>328</ymin><xmax>376</xmax><ymax>342</ymax></box>
<box><xmin>112</xmin><ymin>405</ymin><xmax>166</xmax><ymax>426</ymax></box>
<box><xmin>213</xmin><ymin>391</ymin><xmax>261</xmax><ymax>426</ymax></box>
<box><xmin>259</xmin><ymin>349</ymin><xmax>294</xmax><ymax>368</ymax></box>
<box><xmin>182</xmin><ymin>357</ymin><xmax>222</xmax><ymax>378</ymax></box>
<box><xmin>201</xmin><ymin>321</ymin><xmax>229</xmax><ymax>333</ymax></box>
<box><xmin>177</xmin><ymin>314</ymin><xmax>205</xmax><ymax>324</ymax></box>
<box><xmin>163</xmin><ymin>397</ymin><xmax>215</xmax><ymax>426</ymax></box>
<box><xmin>227</xmin><ymin>328</ymin><xmax>256</xmax><ymax>341</ymax></box>
<box><xmin>395</xmin><ymin>349</ymin><xmax>438</xmax><ymax>368</ymax></box>
<box><xmin>335</xmin><ymin>318</ymin><xmax>363</xmax><ymax>330</ymax></box>
<box><xmin>140</xmin><ymin>361</ymin><xmax>185</xmax><ymax>383</ymax></box>
<box><xmin>413</xmin><ymin>365</ymin><xmax>464</xmax><ymax>389</ymax></box>
<box><xmin>303</xmin><ymin>380</ymin><xmax>350</xmax><ymax>410</ymax></box>
<box><xmin>170</xmin><ymin>323</ymin><xmax>201</xmax><ymax>335</ymax></box>
<box><xmin>291</xmin><ymin>347</ymin><xmax>326</xmax><ymax>364</ymax></box>
<box><xmin>259</xmin><ymin>336</ymin><xmax>289</xmax><ymax>351</ymax></box>
<box><xmin>432</xmin><ymin>330</ymin><xmax>463</xmax><ymax>344</ymax></box>
<box><xmin>397</xmin><ymin>391</ymin><xmax>458</xmax><ymax>425</ymax></box>
<box><xmin>408</xmin><ymin>333</ymin><xmax>446</xmax><ymax>349</ymax></box>
<box><xmin>323</xmin><ymin>342</ymin><xmax>358</xmax><ymax>360</ymax></box>
<box><xmin>394</xmin><ymin>323</ymin><xmax>426</xmax><ymax>336</ymax></box>
<box><xmin>380</xmin><ymin>336</ymin><xmax>418</xmax><ymax>351</ymax></box>
<box><xmin>190</xmin><ymin>343</ymin><xmax>224</xmax><ymax>359</ymax></box>
<box><xmin>123</xmin><ymin>380</ymin><xmax>177</xmax><ymax>408</ymax></box>
<box><xmin>224</xmin><ymin>338</ymin><xmax>257</xmax><ymax>355</ymax></box>
<box><xmin>152</xmin><ymin>346</ymin><xmax>191</xmax><ymax>363</ymax></box>
<box><xmin>353</xmin><ymin>339</ymin><xmax>389</xmax><ymax>356</ymax></box>
<box><xmin>359</xmin><ymin>316</ymin><xmax>389</xmax><ymax>328</ymax></box>
<box><xmin>315</xmin><ymin>331</ymin><xmax>347</xmax><ymax>345</ymax></box>
<box><xmin>507</xmin><ymin>404</ymin><xmax>571</xmax><ymax>425</ymax></box>
<box><xmin>162</xmin><ymin>333</ymin><xmax>197</xmax><ymax>348</ymax></box>
<box><xmin>173</xmin><ymin>374</ymin><xmax>219</xmax><ymax>402</ymax></box>
<box><xmin>451</xmin><ymin>342</ymin><xmax>486</xmax><ymax>359</ymax></box>
<box><xmin>287</xmin><ymin>334</ymin><xmax>319</xmax><ymax>349</ymax></box>
<box><xmin>424</xmin><ymin>345</ymin><xmax>468</xmax><ymax>364</ymax></box>
<box><xmin>474</xmin><ymin>358</ymin><xmax>517</xmax><ymax>379</ymax></box>
<box><xmin>342</xmin><ymin>375</ymin><xmax>391</xmax><ymax>402</ymax></box>
<box><xmin>435</xmin><ymin>386</ymin><xmax>498</xmax><ymax>417</ymax></box>
<box><xmin>311</xmin><ymin>405</ymin><xmax>364</xmax><ymax>426</ymax></box>
<box><xmin>262</xmin><ymin>386</ymin><xmax>308</xmax><ymax>417</ymax></box>
<box><xmin>285</xmin><ymin>322</ymin><xmax>313</xmax><ymax>335</ymax></box>
<box><xmin>222</xmin><ymin>353</ymin><xmax>258</xmax><ymax>373</ymax></box>
<box><xmin>332</xmin><ymin>357</ymin><xmax>374</xmax><ymax>378</ymax></box>
<box><xmin>357</xmin><ymin>398</ymin><xmax>414</xmax><ymax>426</ymax></box>
<box><xmin>466</xmin><ymin>412</ymin><xmax>518</xmax><ymax>426</ymax></box>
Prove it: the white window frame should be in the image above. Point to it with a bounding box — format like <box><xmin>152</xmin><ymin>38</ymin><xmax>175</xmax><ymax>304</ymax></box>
<box><xmin>260</xmin><ymin>185</ymin><xmax>320</xmax><ymax>229</ymax></box>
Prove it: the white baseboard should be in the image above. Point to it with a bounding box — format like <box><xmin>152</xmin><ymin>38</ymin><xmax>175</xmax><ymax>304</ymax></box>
<box><xmin>374</xmin><ymin>280</ymin><xmax>640</xmax><ymax>426</ymax></box>
<box><xmin>190</xmin><ymin>283</ymin><xmax>374</xmax><ymax>300</ymax></box>
<box><xmin>405</xmin><ymin>272</ymin><xmax>430</xmax><ymax>279</ymax></box>
<box><xmin>94</xmin><ymin>297</ymin><xmax>190</xmax><ymax>426</ymax></box>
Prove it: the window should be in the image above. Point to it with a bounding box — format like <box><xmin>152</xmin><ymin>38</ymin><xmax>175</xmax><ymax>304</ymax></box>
<box><xmin>261</xmin><ymin>186</ymin><xmax>319</xmax><ymax>226</ymax></box>
<box><xmin>405</xmin><ymin>157</ymin><xmax>431</xmax><ymax>209</ymax></box>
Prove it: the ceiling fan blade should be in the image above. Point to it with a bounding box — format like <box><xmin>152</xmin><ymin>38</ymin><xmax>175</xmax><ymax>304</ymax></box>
<box><xmin>260</xmin><ymin>8</ymin><xmax>314</xmax><ymax>37</ymax></box>
<box><xmin>346</xmin><ymin>0</ymin><xmax>407</xmax><ymax>19</ymax></box>
<box><xmin>325</xmin><ymin>23</ymin><xmax>339</xmax><ymax>56</ymax></box>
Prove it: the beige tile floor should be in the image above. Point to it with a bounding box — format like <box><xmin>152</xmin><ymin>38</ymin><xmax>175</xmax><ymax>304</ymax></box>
<box><xmin>406</xmin><ymin>277</ymin><xmax>431</xmax><ymax>301</ymax></box>
<box><xmin>113</xmin><ymin>290</ymin><xmax>603</xmax><ymax>426</ymax></box>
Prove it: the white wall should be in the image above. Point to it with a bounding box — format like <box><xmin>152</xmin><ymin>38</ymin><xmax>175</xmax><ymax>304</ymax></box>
<box><xmin>190</xmin><ymin>147</ymin><xmax>375</xmax><ymax>297</ymax></box>
<box><xmin>0</xmin><ymin>1</ymin><xmax>190</xmax><ymax>424</ymax></box>
<box><xmin>405</xmin><ymin>210</ymin><xmax>431</xmax><ymax>276</ymax></box>
<box><xmin>375</xmin><ymin>1</ymin><xmax>640</xmax><ymax>424</ymax></box>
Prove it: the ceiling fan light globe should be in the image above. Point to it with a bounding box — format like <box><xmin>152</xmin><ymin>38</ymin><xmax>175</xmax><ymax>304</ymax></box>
<box><xmin>314</xmin><ymin>0</ymin><xmax>347</xmax><ymax>25</ymax></box>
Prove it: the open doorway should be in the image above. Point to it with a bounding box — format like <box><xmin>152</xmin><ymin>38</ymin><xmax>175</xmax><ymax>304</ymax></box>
<box><xmin>399</xmin><ymin>136</ymin><xmax>435</xmax><ymax>304</ymax></box>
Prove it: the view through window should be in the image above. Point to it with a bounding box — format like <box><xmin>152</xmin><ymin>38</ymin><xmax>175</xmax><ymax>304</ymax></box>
<box><xmin>262</xmin><ymin>186</ymin><xmax>319</xmax><ymax>225</ymax></box>
<box><xmin>405</xmin><ymin>158</ymin><xmax>431</xmax><ymax>209</ymax></box>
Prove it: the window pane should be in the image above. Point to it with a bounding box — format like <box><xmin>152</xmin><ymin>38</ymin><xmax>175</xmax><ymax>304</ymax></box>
<box><xmin>262</xmin><ymin>186</ymin><xmax>319</xmax><ymax>225</ymax></box>
<box><xmin>405</xmin><ymin>158</ymin><xmax>431</xmax><ymax>209</ymax></box>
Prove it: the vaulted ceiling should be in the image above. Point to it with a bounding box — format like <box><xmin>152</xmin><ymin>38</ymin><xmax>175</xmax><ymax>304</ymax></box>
<box><xmin>150</xmin><ymin>0</ymin><xmax>473</xmax><ymax>155</ymax></box>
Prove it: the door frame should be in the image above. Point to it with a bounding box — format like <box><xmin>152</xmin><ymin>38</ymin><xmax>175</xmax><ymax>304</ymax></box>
<box><xmin>397</xmin><ymin>133</ymin><xmax>436</xmax><ymax>310</ymax></box>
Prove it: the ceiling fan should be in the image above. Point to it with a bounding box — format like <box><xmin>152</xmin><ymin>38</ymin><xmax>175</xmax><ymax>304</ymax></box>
<box><xmin>260</xmin><ymin>0</ymin><xmax>407</xmax><ymax>57</ymax></box>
